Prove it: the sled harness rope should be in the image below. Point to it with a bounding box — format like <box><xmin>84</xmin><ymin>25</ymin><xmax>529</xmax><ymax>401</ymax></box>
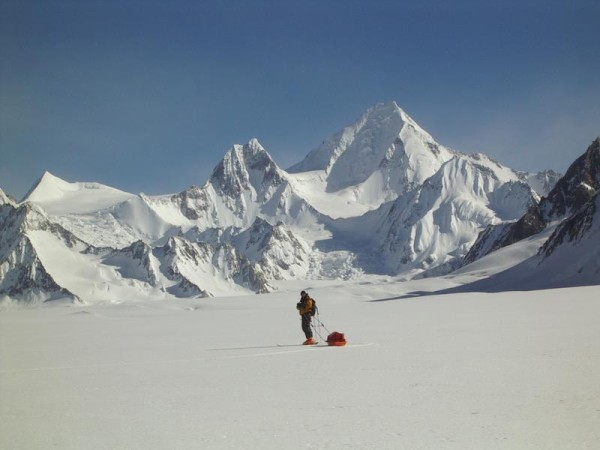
<box><xmin>311</xmin><ymin>306</ymin><xmax>331</xmax><ymax>343</ymax></box>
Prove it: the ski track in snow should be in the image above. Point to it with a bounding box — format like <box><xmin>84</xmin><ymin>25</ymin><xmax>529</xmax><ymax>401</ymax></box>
<box><xmin>0</xmin><ymin>343</ymin><xmax>376</xmax><ymax>374</ymax></box>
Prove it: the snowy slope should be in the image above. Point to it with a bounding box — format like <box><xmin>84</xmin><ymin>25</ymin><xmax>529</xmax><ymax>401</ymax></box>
<box><xmin>1</xmin><ymin>279</ymin><xmax>599</xmax><ymax>449</ymax></box>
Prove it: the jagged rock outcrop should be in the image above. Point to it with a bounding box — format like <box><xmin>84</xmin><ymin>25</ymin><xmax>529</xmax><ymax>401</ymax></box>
<box><xmin>103</xmin><ymin>240</ymin><xmax>160</xmax><ymax>285</ymax></box>
<box><xmin>542</xmin><ymin>137</ymin><xmax>600</xmax><ymax>219</ymax></box>
<box><xmin>231</xmin><ymin>218</ymin><xmax>312</xmax><ymax>280</ymax></box>
<box><xmin>462</xmin><ymin>222</ymin><xmax>515</xmax><ymax>266</ymax></box>
<box><xmin>156</xmin><ymin>236</ymin><xmax>271</xmax><ymax>296</ymax></box>
<box><xmin>539</xmin><ymin>192</ymin><xmax>598</xmax><ymax>259</ymax></box>
<box><xmin>0</xmin><ymin>203</ymin><xmax>81</xmax><ymax>302</ymax></box>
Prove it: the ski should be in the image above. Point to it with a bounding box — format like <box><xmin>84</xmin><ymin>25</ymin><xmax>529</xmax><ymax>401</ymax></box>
<box><xmin>277</xmin><ymin>343</ymin><xmax>328</xmax><ymax>347</ymax></box>
<box><xmin>277</xmin><ymin>342</ymin><xmax>373</xmax><ymax>348</ymax></box>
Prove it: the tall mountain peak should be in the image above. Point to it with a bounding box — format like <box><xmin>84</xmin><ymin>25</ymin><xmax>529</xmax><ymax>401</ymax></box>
<box><xmin>22</xmin><ymin>171</ymin><xmax>71</xmax><ymax>203</ymax></box>
<box><xmin>22</xmin><ymin>171</ymin><xmax>135</xmax><ymax>215</ymax></box>
<box><xmin>363</xmin><ymin>101</ymin><xmax>429</xmax><ymax>136</ymax></box>
<box><xmin>288</xmin><ymin>101</ymin><xmax>454</xmax><ymax>196</ymax></box>
<box><xmin>0</xmin><ymin>188</ymin><xmax>16</xmax><ymax>207</ymax></box>
<box><xmin>209</xmin><ymin>138</ymin><xmax>285</xmax><ymax>198</ymax></box>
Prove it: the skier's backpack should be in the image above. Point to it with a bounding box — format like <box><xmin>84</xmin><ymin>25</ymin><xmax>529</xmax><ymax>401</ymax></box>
<box><xmin>310</xmin><ymin>299</ymin><xmax>317</xmax><ymax>316</ymax></box>
<box><xmin>326</xmin><ymin>331</ymin><xmax>347</xmax><ymax>347</ymax></box>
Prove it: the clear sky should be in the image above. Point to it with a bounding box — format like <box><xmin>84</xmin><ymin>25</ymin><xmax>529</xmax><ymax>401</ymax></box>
<box><xmin>1</xmin><ymin>0</ymin><xmax>599</xmax><ymax>200</ymax></box>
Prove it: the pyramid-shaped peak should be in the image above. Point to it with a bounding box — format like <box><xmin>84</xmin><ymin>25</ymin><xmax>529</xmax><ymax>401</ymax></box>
<box><xmin>38</xmin><ymin>170</ymin><xmax>64</xmax><ymax>182</ymax></box>
<box><xmin>222</xmin><ymin>138</ymin><xmax>278</xmax><ymax>172</ymax></box>
<box><xmin>361</xmin><ymin>101</ymin><xmax>419</xmax><ymax>126</ymax></box>
<box><xmin>288</xmin><ymin>101</ymin><xmax>453</xmax><ymax>194</ymax></box>
<box><xmin>366</xmin><ymin>100</ymin><xmax>404</xmax><ymax>116</ymax></box>
<box><xmin>22</xmin><ymin>171</ymin><xmax>73</xmax><ymax>203</ymax></box>
<box><xmin>246</xmin><ymin>138</ymin><xmax>265</xmax><ymax>150</ymax></box>
<box><xmin>21</xmin><ymin>171</ymin><xmax>135</xmax><ymax>215</ymax></box>
<box><xmin>209</xmin><ymin>138</ymin><xmax>285</xmax><ymax>199</ymax></box>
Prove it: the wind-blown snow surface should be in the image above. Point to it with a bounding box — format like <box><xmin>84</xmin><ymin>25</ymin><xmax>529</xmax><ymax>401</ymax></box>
<box><xmin>1</xmin><ymin>277</ymin><xmax>599</xmax><ymax>449</ymax></box>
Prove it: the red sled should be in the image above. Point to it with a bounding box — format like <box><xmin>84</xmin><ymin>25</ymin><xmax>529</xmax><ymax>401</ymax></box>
<box><xmin>326</xmin><ymin>331</ymin><xmax>347</xmax><ymax>347</ymax></box>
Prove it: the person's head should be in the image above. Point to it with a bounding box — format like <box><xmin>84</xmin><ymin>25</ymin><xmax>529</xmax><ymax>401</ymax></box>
<box><xmin>301</xmin><ymin>290</ymin><xmax>307</xmax><ymax>298</ymax></box>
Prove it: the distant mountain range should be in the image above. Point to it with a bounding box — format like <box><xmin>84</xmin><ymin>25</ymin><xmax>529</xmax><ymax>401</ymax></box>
<box><xmin>2</xmin><ymin>101</ymin><xmax>597</xmax><ymax>304</ymax></box>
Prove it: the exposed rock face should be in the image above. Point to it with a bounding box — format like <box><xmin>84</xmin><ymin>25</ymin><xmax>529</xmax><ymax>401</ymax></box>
<box><xmin>462</xmin><ymin>222</ymin><xmax>515</xmax><ymax>266</ymax></box>
<box><xmin>540</xmin><ymin>192</ymin><xmax>598</xmax><ymax>258</ymax></box>
<box><xmin>543</xmin><ymin>138</ymin><xmax>600</xmax><ymax>220</ymax></box>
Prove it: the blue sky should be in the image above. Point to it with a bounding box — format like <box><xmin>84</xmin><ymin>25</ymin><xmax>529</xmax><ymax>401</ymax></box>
<box><xmin>1</xmin><ymin>0</ymin><xmax>599</xmax><ymax>199</ymax></box>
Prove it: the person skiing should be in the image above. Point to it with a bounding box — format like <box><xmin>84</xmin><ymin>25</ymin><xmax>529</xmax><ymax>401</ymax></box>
<box><xmin>296</xmin><ymin>290</ymin><xmax>316</xmax><ymax>345</ymax></box>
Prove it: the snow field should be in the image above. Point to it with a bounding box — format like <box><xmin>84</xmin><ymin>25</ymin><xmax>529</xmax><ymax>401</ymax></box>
<box><xmin>1</xmin><ymin>280</ymin><xmax>599</xmax><ymax>449</ymax></box>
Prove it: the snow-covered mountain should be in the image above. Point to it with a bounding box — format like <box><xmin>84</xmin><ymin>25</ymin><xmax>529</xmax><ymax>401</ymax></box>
<box><xmin>445</xmin><ymin>190</ymin><xmax>600</xmax><ymax>293</ymax></box>
<box><xmin>22</xmin><ymin>171</ymin><xmax>137</xmax><ymax>214</ymax></box>
<box><xmin>229</xmin><ymin>218</ymin><xmax>313</xmax><ymax>280</ymax></box>
<box><xmin>1</xmin><ymin>102</ymin><xmax>570</xmax><ymax>304</ymax></box>
<box><xmin>0</xmin><ymin>202</ymin><xmax>81</xmax><ymax>302</ymax></box>
<box><xmin>463</xmin><ymin>137</ymin><xmax>600</xmax><ymax>265</ymax></box>
<box><xmin>0</xmin><ymin>188</ymin><xmax>17</xmax><ymax>207</ymax></box>
<box><xmin>288</xmin><ymin>102</ymin><xmax>455</xmax><ymax>208</ymax></box>
<box><xmin>524</xmin><ymin>170</ymin><xmax>562</xmax><ymax>198</ymax></box>
<box><xmin>0</xmin><ymin>198</ymin><xmax>270</xmax><ymax>303</ymax></box>
<box><xmin>331</xmin><ymin>151</ymin><xmax>538</xmax><ymax>276</ymax></box>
